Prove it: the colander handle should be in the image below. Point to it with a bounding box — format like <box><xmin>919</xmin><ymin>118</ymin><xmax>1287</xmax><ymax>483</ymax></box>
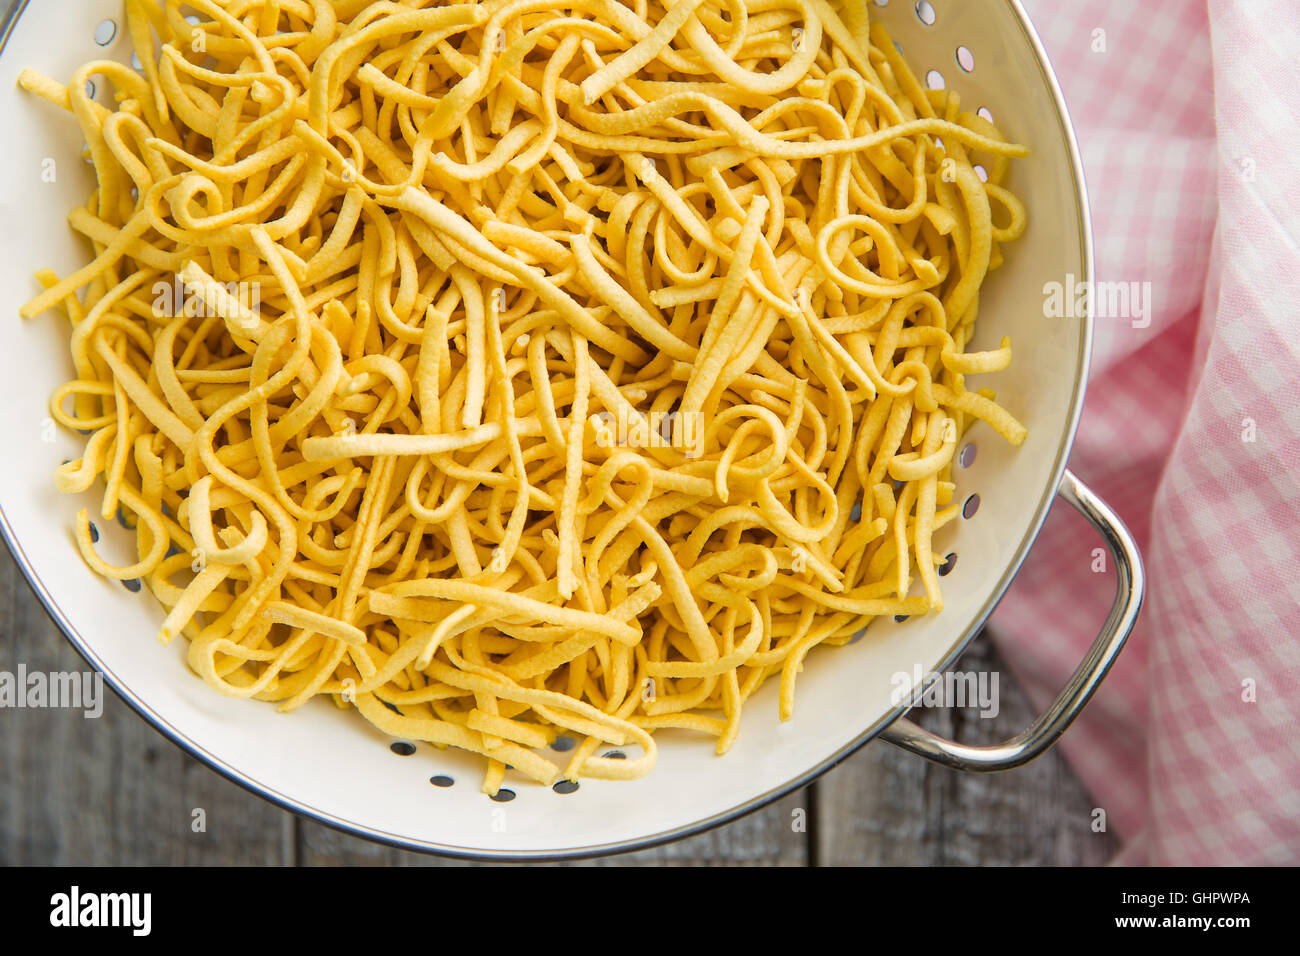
<box><xmin>877</xmin><ymin>469</ymin><xmax>1144</xmax><ymax>771</ymax></box>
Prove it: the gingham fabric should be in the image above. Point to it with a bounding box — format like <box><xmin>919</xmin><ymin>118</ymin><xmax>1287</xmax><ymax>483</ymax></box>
<box><xmin>987</xmin><ymin>0</ymin><xmax>1300</xmax><ymax>865</ymax></box>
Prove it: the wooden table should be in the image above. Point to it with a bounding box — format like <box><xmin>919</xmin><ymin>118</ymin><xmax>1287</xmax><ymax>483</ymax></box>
<box><xmin>0</xmin><ymin>543</ymin><xmax>1116</xmax><ymax>866</ymax></box>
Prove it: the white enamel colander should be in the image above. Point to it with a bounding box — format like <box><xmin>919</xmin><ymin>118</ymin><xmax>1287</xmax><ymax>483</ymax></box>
<box><xmin>0</xmin><ymin>0</ymin><xmax>1142</xmax><ymax>860</ymax></box>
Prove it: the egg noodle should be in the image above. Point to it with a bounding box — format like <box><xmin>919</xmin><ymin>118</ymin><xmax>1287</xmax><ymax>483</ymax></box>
<box><xmin>19</xmin><ymin>0</ymin><xmax>1028</xmax><ymax>793</ymax></box>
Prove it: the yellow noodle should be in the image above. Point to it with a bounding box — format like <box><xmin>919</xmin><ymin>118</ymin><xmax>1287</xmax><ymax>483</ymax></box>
<box><xmin>23</xmin><ymin>0</ymin><xmax>1027</xmax><ymax>795</ymax></box>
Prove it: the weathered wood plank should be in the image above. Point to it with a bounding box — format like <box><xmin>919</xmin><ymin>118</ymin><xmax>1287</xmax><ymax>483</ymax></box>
<box><xmin>295</xmin><ymin>789</ymin><xmax>810</xmax><ymax>866</ymax></box>
<box><xmin>814</xmin><ymin>631</ymin><xmax>1119</xmax><ymax>865</ymax></box>
<box><xmin>0</xmin><ymin>545</ymin><xmax>292</xmax><ymax>866</ymax></box>
<box><xmin>581</xmin><ymin>789</ymin><xmax>810</xmax><ymax>866</ymax></box>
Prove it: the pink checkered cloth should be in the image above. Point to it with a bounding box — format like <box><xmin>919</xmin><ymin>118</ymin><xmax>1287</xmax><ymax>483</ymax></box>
<box><xmin>988</xmin><ymin>0</ymin><xmax>1300</xmax><ymax>865</ymax></box>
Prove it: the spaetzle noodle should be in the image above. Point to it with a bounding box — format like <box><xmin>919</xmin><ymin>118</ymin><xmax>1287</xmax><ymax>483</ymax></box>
<box><xmin>20</xmin><ymin>0</ymin><xmax>1028</xmax><ymax>793</ymax></box>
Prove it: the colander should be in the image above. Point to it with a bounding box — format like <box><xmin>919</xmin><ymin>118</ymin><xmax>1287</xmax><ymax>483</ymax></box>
<box><xmin>0</xmin><ymin>0</ymin><xmax>1143</xmax><ymax>860</ymax></box>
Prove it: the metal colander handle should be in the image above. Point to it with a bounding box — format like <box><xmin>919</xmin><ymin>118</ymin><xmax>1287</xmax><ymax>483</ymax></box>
<box><xmin>878</xmin><ymin>470</ymin><xmax>1144</xmax><ymax>771</ymax></box>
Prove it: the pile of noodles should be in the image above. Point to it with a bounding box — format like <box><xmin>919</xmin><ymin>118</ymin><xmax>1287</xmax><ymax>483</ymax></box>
<box><xmin>19</xmin><ymin>0</ymin><xmax>1028</xmax><ymax>792</ymax></box>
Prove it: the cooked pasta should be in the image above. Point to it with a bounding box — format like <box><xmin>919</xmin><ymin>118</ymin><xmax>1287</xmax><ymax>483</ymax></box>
<box><xmin>19</xmin><ymin>0</ymin><xmax>1028</xmax><ymax>792</ymax></box>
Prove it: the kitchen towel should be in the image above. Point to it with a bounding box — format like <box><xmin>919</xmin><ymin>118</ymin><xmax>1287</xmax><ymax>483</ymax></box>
<box><xmin>990</xmin><ymin>0</ymin><xmax>1300</xmax><ymax>865</ymax></box>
